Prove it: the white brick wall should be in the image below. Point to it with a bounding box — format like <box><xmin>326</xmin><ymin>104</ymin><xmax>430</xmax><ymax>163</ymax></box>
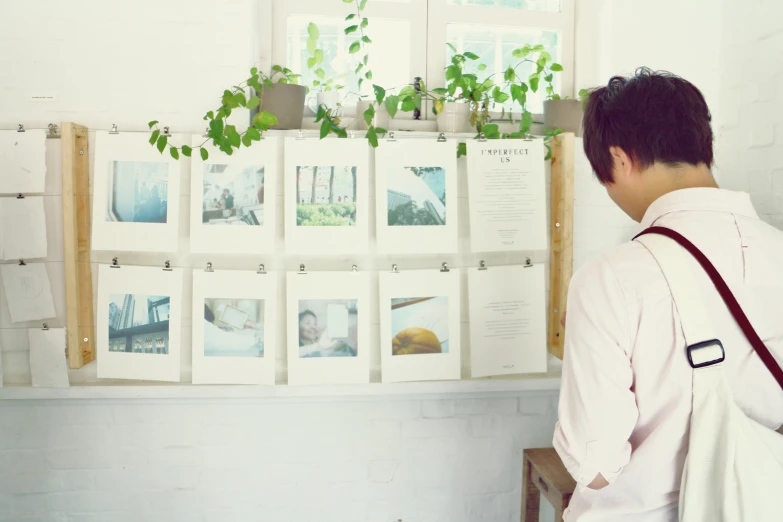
<box><xmin>0</xmin><ymin>394</ymin><xmax>559</xmax><ymax>522</ymax></box>
<box><xmin>716</xmin><ymin>0</ymin><xmax>783</xmax><ymax>229</ymax></box>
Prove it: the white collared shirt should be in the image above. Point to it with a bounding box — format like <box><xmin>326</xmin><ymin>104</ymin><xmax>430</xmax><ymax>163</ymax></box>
<box><xmin>554</xmin><ymin>188</ymin><xmax>783</xmax><ymax>522</ymax></box>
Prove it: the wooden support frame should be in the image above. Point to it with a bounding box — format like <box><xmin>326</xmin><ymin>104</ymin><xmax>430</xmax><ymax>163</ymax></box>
<box><xmin>547</xmin><ymin>133</ymin><xmax>575</xmax><ymax>360</ymax></box>
<box><xmin>61</xmin><ymin>123</ymin><xmax>95</xmax><ymax>369</ymax></box>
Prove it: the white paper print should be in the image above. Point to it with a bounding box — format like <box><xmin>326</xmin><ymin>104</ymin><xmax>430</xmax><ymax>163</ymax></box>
<box><xmin>190</xmin><ymin>136</ymin><xmax>278</xmax><ymax>255</ymax></box>
<box><xmin>466</xmin><ymin>140</ymin><xmax>547</xmax><ymax>252</ymax></box>
<box><xmin>0</xmin><ymin>129</ymin><xmax>47</xmax><ymax>194</ymax></box>
<box><xmin>468</xmin><ymin>264</ymin><xmax>547</xmax><ymax>377</ymax></box>
<box><xmin>0</xmin><ymin>263</ymin><xmax>56</xmax><ymax>323</ymax></box>
<box><xmin>97</xmin><ymin>264</ymin><xmax>183</xmax><ymax>382</ymax></box>
<box><xmin>375</xmin><ymin>140</ymin><xmax>458</xmax><ymax>254</ymax></box>
<box><xmin>284</xmin><ymin>138</ymin><xmax>369</xmax><ymax>255</ymax></box>
<box><xmin>91</xmin><ymin>132</ymin><xmax>181</xmax><ymax>252</ymax></box>
<box><xmin>286</xmin><ymin>270</ymin><xmax>370</xmax><ymax>385</ymax></box>
<box><xmin>1</xmin><ymin>196</ymin><xmax>47</xmax><ymax>260</ymax></box>
<box><xmin>29</xmin><ymin>327</ymin><xmax>70</xmax><ymax>388</ymax></box>
<box><xmin>379</xmin><ymin>269</ymin><xmax>461</xmax><ymax>383</ymax></box>
<box><xmin>192</xmin><ymin>269</ymin><xmax>278</xmax><ymax>385</ymax></box>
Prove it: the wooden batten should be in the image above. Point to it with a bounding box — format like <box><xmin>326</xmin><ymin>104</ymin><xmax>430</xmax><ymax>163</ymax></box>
<box><xmin>61</xmin><ymin>122</ymin><xmax>94</xmax><ymax>369</ymax></box>
<box><xmin>547</xmin><ymin>133</ymin><xmax>575</xmax><ymax>360</ymax></box>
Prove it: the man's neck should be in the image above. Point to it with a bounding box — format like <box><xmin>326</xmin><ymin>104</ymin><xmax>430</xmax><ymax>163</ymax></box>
<box><xmin>640</xmin><ymin>163</ymin><xmax>718</xmax><ymax>215</ymax></box>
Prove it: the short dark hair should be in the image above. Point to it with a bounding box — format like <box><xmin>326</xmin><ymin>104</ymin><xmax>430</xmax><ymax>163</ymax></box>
<box><xmin>298</xmin><ymin>310</ymin><xmax>316</xmax><ymax>323</ymax></box>
<box><xmin>582</xmin><ymin>67</ymin><xmax>713</xmax><ymax>184</ymax></box>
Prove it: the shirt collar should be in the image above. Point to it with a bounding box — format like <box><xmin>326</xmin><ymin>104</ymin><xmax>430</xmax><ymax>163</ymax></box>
<box><xmin>640</xmin><ymin>188</ymin><xmax>759</xmax><ymax>230</ymax></box>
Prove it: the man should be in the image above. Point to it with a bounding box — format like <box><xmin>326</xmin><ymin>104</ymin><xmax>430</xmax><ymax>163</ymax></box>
<box><xmin>223</xmin><ymin>188</ymin><xmax>235</xmax><ymax>211</ymax></box>
<box><xmin>554</xmin><ymin>68</ymin><xmax>783</xmax><ymax>521</ymax></box>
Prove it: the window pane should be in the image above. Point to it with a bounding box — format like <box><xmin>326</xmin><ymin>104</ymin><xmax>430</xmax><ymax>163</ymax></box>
<box><xmin>287</xmin><ymin>15</ymin><xmax>411</xmax><ymax>105</ymax></box>
<box><xmin>446</xmin><ymin>24</ymin><xmax>559</xmax><ymax>114</ymax></box>
<box><xmin>447</xmin><ymin>0</ymin><xmax>561</xmax><ymax>11</ymax></box>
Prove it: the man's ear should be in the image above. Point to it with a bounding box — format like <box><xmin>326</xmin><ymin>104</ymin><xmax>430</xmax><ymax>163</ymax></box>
<box><xmin>609</xmin><ymin>146</ymin><xmax>634</xmax><ymax>180</ymax></box>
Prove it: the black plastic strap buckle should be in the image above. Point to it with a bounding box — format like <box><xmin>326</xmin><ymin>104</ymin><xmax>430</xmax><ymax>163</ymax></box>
<box><xmin>687</xmin><ymin>339</ymin><xmax>725</xmax><ymax>369</ymax></box>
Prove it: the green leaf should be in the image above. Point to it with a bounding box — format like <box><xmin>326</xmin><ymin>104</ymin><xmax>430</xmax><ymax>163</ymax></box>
<box><xmin>366</xmin><ymin>127</ymin><xmax>378</xmax><ymax>147</ymax></box>
<box><xmin>545</xmin><ymin>144</ymin><xmax>552</xmax><ymax>161</ymax></box>
<box><xmin>314</xmin><ymin>49</ymin><xmax>324</xmax><ymax>65</ymax></box>
<box><xmin>257</xmin><ymin>111</ymin><xmax>278</xmax><ymax>126</ymax></box>
<box><xmin>250</xmin><ymin>67</ymin><xmax>258</xmax><ymax>75</ymax></box>
<box><xmin>545</xmin><ymin>74</ymin><xmax>553</xmax><ymax>82</ymax></box>
<box><xmin>512</xmin><ymin>45</ymin><xmax>531</xmax><ymax>58</ymax></box>
<box><xmin>363</xmin><ymin>54</ymin><xmax>368</xmax><ymax>65</ymax></box>
<box><xmin>363</xmin><ymin>104</ymin><xmax>375</xmax><ymax>126</ymax></box>
<box><xmin>457</xmin><ymin>142</ymin><xmax>467</xmax><ymax>158</ymax></box>
<box><xmin>234</xmin><ymin>92</ymin><xmax>247</xmax><ymax>107</ymax></box>
<box><xmin>365</xmin><ymin>71</ymin><xmax>372</xmax><ymax>80</ymax></box>
<box><xmin>332</xmin><ymin>123</ymin><xmax>348</xmax><ymax>138</ymax></box>
<box><xmin>181</xmin><ymin>145</ymin><xmax>192</xmax><ymax>157</ymax></box>
<box><xmin>308</xmin><ymin>23</ymin><xmax>319</xmax><ymax>40</ymax></box>
<box><xmin>227</xmin><ymin>129</ymin><xmax>241</xmax><ymax>148</ymax></box>
<box><xmin>384</xmin><ymin>95</ymin><xmax>399</xmax><ymax>118</ymax></box>
<box><xmin>550</xmin><ymin>63</ymin><xmax>563</xmax><ymax>72</ymax></box>
<box><xmin>373</xmin><ymin>84</ymin><xmax>386</xmax><ymax>104</ymax></box>
<box><xmin>315</xmin><ymin>68</ymin><xmax>326</xmax><ymax>79</ymax></box>
<box><xmin>247</xmin><ymin>96</ymin><xmax>260</xmax><ymax>110</ymax></box>
<box><xmin>578</xmin><ymin>88</ymin><xmax>589</xmax><ymax>98</ymax></box>
<box><xmin>362</xmin><ymin>35</ymin><xmax>372</xmax><ymax>43</ymax></box>
<box><xmin>169</xmin><ymin>147</ymin><xmax>179</xmax><ymax>160</ymax></box>
<box><xmin>246</xmin><ymin>127</ymin><xmax>261</xmax><ymax>141</ymax></box>
<box><xmin>343</xmin><ymin>0</ymin><xmax>353</xmax><ymax>3</ymax></box>
<box><xmin>477</xmin><ymin>63</ymin><xmax>487</xmax><ymax>71</ymax></box>
<box><xmin>345</xmin><ymin>13</ymin><xmax>356</xmax><ymax>20</ymax></box>
<box><xmin>520</xmin><ymin>110</ymin><xmax>534</xmax><ymax>134</ymax></box>
<box><xmin>148</xmin><ymin>120</ymin><xmax>158</xmax><ymax>129</ymax></box>
<box><xmin>148</xmin><ymin>129</ymin><xmax>160</xmax><ymax>146</ymax></box>
<box><xmin>307</xmin><ymin>57</ymin><xmax>316</xmax><ymax>69</ymax></box>
<box><xmin>355</xmin><ymin>63</ymin><xmax>364</xmax><ymax>74</ymax></box>
<box><xmin>320</xmin><ymin>119</ymin><xmax>331</xmax><ymax>139</ymax></box>
<box><xmin>358</xmin><ymin>78</ymin><xmax>364</xmax><ymax>91</ymax></box>
<box><xmin>520</xmin><ymin>83</ymin><xmax>529</xmax><ymax>93</ymax></box>
<box><xmin>504</xmin><ymin>66</ymin><xmax>515</xmax><ymax>82</ymax></box>
<box><xmin>359</xmin><ymin>0</ymin><xmax>368</xmax><ymax>9</ymax></box>
<box><xmin>272</xmin><ymin>65</ymin><xmax>283</xmax><ymax>72</ymax></box>
<box><xmin>200</xmin><ymin>148</ymin><xmax>209</xmax><ymax>161</ymax></box>
<box><xmin>349</xmin><ymin>41</ymin><xmax>361</xmax><ymax>54</ymax></box>
<box><xmin>361</xmin><ymin>17</ymin><xmax>369</xmax><ymax>28</ymax></box>
<box><xmin>431</xmin><ymin>87</ymin><xmax>448</xmax><ymax>95</ymax></box>
<box><xmin>533</xmin><ymin>44</ymin><xmax>545</xmax><ymax>52</ymax></box>
<box><xmin>401</xmin><ymin>97</ymin><xmax>416</xmax><ymax>112</ymax></box>
<box><xmin>306</xmin><ymin>38</ymin><xmax>317</xmax><ymax>54</ymax></box>
<box><xmin>494</xmin><ymin>91</ymin><xmax>509</xmax><ymax>104</ymax></box>
<box><xmin>205</xmin><ymin>111</ymin><xmax>214</xmax><ymax>120</ymax></box>
<box><xmin>242</xmin><ymin>134</ymin><xmax>252</xmax><ymax>147</ymax></box>
<box><xmin>529</xmin><ymin>75</ymin><xmax>540</xmax><ymax>93</ymax></box>
<box><xmin>399</xmin><ymin>86</ymin><xmax>416</xmax><ymax>97</ymax></box>
<box><xmin>463</xmin><ymin>51</ymin><xmax>479</xmax><ymax>60</ymax></box>
<box><xmin>345</xmin><ymin>25</ymin><xmax>359</xmax><ymax>34</ymax></box>
<box><xmin>482</xmin><ymin>124</ymin><xmax>500</xmax><ymax>139</ymax></box>
<box><xmin>156</xmin><ymin>135</ymin><xmax>167</xmax><ymax>154</ymax></box>
<box><xmin>445</xmin><ymin>65</ymin><xmax>459</xmax><ymax>81</ymax></box>
<box><xmin>446</xmin><ymin>42</ymin><xmax>457</xmax><ymax>54</ymax></box>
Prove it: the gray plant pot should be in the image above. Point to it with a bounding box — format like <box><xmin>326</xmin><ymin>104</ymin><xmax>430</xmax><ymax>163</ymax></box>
<box><xmin>543</xmin><ymin>99</ymin><xmax>583</xmax><ymax>137</ymax></box>
<box><xmin>256</xmin><ymin>83</ymin><xmax>306</xmax><ymax>130</ymax></box>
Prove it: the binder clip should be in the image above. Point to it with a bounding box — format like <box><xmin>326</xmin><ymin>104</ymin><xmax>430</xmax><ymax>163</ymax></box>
<box><xmin>109</xmin><ymin>124</ymin><xmax>119</xmax><ymax>135</ymax></box>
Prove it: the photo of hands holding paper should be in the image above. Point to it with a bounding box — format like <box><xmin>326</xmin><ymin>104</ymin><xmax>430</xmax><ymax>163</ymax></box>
<box><xmin>298</xmin><ymin>299</ymin><xmax>358</xmax><ymax>358</ymax></box>
<box><xmin>203</xmin><ymin>298</ymin><xmax>264</xmax><ymax>357</ymax></box>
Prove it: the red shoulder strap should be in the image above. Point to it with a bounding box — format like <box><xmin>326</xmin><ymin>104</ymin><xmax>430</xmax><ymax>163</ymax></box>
<box><xmin>635</xmin><ymin>226</ymin><xmax>783</xmax><ymax>391</ymax></box>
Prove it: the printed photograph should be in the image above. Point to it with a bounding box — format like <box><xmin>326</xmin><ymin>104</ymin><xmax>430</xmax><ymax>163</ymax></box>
<box><xmin>298</xmin><ymin>299</ymin><xmax>358</xmax><ymax>358</ymax></box>
<box><xmin>106</xmin><ymin>161</ymin><xmax>169</xmax><ymax>223</ymax></box>
<box><xmin>203</xmin><ymin>298</ymin><xmax>265</xmax><ymax>357</ymax></box>
<box><xmin>108</xmin><ymin>293</ymin><xmax>170</xmax><ymax>354</ymax></box>
<box><xmin>387</xmin><ymin>166</ymin><xmax>446</xmax><ymax>226</ymax></box>
<box><xmin>391</xmin><ymin>296</ymin><xmax>449</xmax><ymax>355</ymax></box>
<box><xmin>202</xmin><ymin>164</ymin><xmax>265</xmax><ymax>226</ymax></box>
<box><xmin>295</xmin><ymin>166</ymin><xmax>357</xmax><ymax>226</ymax></box>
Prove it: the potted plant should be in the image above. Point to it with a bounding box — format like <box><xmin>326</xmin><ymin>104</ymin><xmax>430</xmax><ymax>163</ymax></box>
<box><xmin>304</xmin><ymin>22</ymin><xmax>345</xmax><ymax>117</ymax></box>
<box><xmin>543</xmin><ymin>88</ymin><xmax>589</xmax><ymax>136</ymax></box>
<box><xmin>255</xmin><ymin>65</ymin><xmax>306</xmax><ymax>130</ymax></box>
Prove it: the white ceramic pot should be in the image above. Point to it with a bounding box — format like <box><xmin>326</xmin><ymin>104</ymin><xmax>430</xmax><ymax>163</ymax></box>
<box><xmin>436</xmin><ymin>102</ymin><xmax>472</xmax><ymax>133</ymax></box>
<box><xmin>355</xmin><ymin>100</ymin><xmax>391</xmax><ymax>130</ymax></box>
<box><xmin>308</xmin><ymin>91</ymin><xmax>343</xmax><ymax>117</ymax></box>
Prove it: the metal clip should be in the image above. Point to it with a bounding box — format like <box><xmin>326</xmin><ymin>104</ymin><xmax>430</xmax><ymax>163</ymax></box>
<box><xmin>387</xmin><ymin>131</ymin><xmax>396</xmax><ymax>142</ymax></box>
<box><xmin>42</xmin><ymin>322</ymin><xmax>49</xmax><ymax>331</ymax></box>
<box><xmin>298</xmin><ymin>263</ymin><xmax>306</xmax><ymax>274</ymax></box>
<box><xmin>257</xmin><ymin>264</ymin><xmax>266</xmax><ymax>274</ymax></box>
<box><xmin>437</xmin><ymin>133</ymin><xmax>447</xmax><ymax>142</ymax></box>
<box><xmin>162</xmin><ymin>126</ymin><xmax>171</xmax><ymax>137</ymax></box>
<box><xmin>352</xmin><ymin>264</ymin><xmax>358</xmax><ymax>272</ymax></box>
<box><xmin>524</xmin><ymin>257</ymin><xmax>533</xmax><ymax>268</ymax></box>
<box><xmin>440</xmin><ymin>262</ymin><xmax>450</xmax><ymax>273</ymax></box>
<box><xmin>18</xmin><ymin>259</ymin><xmax>26</xmax><ymax>266</ymax></box>
<box><xmin>205</xmin><ymin>262</ymin><xmax>214</xmax><ymax>273</ymax></box>
<box><xmin>46</xmin><ymin>123</ymin><xmax>60</xmax><ymax>139</ymax></box>
<box><xmin>109</xmin><ymin>124</ymin><xmax>119</xmax><ymax>134</ymax></box>
<box><xmin>478</xmin><ymin>260</ymin><xmax>487</xmax><ymax>271</ymax></box>
<box><xmin>16</xmin><ymin>193</ymin><xmax>24</xmax><ymax>199</ymax></box>
<box><xmin>163</xmin><ymin>260</ymin><xmax>173</xmax><ymax>271</ymax></box>
<box><xmin>17</xmin><ymin>124</ymin><xmax>25</xmax><ymax>133</ymax></box>
<box><xmin>349</xmin><ymin>130</ymin><xmax>356</xmax><ymax>139</ymax></box>
<box><xmin>296</xmin><ymin>130</ymin><xmax>306</xmax><ymax>140</ymax></box>
<box><xmin>478</xmin><ymin>132</ymin><xmax>487</xmax><ymax>142</ymax></box>
<box><xmin>391</xmin><ymin>264</ymin><xmax>399</xmax><ymax>273</ymax></box>
<box><xmin>110</xmin><ymin>257</ymin><xmax>121</xmax><ymax>268</ymax></box>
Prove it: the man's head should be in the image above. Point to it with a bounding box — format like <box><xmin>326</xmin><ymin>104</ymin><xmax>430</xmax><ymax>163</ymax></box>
<box><xmin>582</xmin><ymin>67</ymin><xmax>715</xmax><ymax>221</ymax></box>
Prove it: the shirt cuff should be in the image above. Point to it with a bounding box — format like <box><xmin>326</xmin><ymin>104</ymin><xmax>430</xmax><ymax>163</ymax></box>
<box><xmin>553</xmin><ymin>423</ymin><xmax>631</xmax><ymax>487</ymax></box>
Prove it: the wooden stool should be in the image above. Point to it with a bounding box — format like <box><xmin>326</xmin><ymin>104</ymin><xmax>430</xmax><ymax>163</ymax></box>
<box><xmin>521</xmin><ymin>448</ymin><xmax>576</xmax><ymax>522</ymax></box>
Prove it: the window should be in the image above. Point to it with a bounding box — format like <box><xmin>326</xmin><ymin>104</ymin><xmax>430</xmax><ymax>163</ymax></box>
<box><xmin>265</xmin><ymin>0</ymin><xmax>573</xmax><ymax>116</ymax></box>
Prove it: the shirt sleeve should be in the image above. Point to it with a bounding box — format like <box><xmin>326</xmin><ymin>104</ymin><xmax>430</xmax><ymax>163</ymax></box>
<box><xmin>553</xmin><ymin>254</ymin><xmax>638</xmax><ymax>487</ymax></box>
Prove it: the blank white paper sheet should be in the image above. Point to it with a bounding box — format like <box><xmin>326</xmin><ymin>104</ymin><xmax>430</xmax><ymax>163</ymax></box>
<box><xmin>0</xmin><ymin>129</ymin><xmax>47</xmax><ymax>195</ymax></box>
<box><xmin>1</xmin><ymin>196</ymin><xmax>47</xmax><ymax>260</ymax></box>
<box><xmin>0</xmin><ymin>263</ymin><xmax>56</xmax><ymax>323</ymax></box>
<box><xmin>29</xmin><ymin>327</ymin><xmax>69</xmax><ymax>388</ymax></box>
<box><xmin>468</xmin><ymin>264</ymin><xmax>547</xmax><ymax>377</ymax></box>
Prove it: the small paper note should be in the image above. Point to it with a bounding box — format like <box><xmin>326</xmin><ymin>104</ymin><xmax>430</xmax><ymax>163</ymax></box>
<box><xmin>0</xmin><ymin>130</ymin><xmax>47</xmax><ymax>194</ymax></box>
<box><xmin>0</xmin><ymin>263</ymin><xmax>56</xmax><ymax>323</ymax></box>
<box><xmin>29</xmin><ymin>327</ymin><xmax>69</xmax><ymax>388</ymax></box>
<box><xmin>327</xmin><ymin>303</ymin><xmax>349</xmax><ymax>338</ymax></box>
<box><xmin>2</xmin><ymin>196</ymin><xmax>47</xmax><ymax>260</ymax></box>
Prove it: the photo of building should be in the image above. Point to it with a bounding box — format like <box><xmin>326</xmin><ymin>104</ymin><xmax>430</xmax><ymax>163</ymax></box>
<box><xmin>108</xmin><ymin>293</ymin><xmax>171</xmax><ymax>355</ymax></box>
<box><xmin>387</xmin><ymin>166</ymin><xmax>446</xmax><ymax>226</ymax></box>
<box><xmin>106</xmin><ymin>161</ymin><xmax>169</xmax><ymax>223</ymax></box>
